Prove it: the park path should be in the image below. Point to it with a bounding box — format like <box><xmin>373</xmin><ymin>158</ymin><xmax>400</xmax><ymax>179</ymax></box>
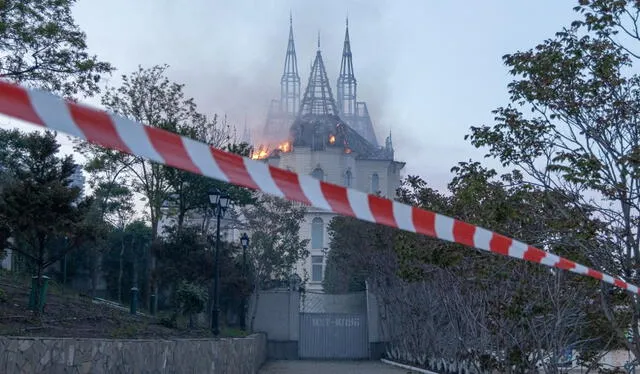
<box><xmin>259</xmin><ymin>360</ymin><xmax>415</xmax><ymax>374</ymax></box>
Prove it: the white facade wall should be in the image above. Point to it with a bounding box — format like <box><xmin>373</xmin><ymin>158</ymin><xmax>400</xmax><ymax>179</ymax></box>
<box><xmin>269</xmin><ymin>146</ymin><xmax>403</xmax><ymax>291</ymax></box>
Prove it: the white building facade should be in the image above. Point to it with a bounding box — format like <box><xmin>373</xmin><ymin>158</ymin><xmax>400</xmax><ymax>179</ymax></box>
<box><xmin>260</xmin><ymin>19</ymin><xmax>405</xmax><ymax>291</ymax></box>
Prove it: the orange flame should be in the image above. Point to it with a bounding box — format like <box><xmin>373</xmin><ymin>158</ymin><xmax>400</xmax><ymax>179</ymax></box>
<box><xmin>277</xmin><ymin>141</ymin><xmax>291</xmax><ymax>153</ymax></box>
<box><xmin>251</xmin><ymin>145</ymin><xmax>269</xmax><ymax>160</ymax></box>
<box><xmin>250</xmin><ymin>141</ymin><xmax>292</xmax><ymax>160</ymax></box>
<box><xmin>328</xmin><ymin>134</ymin><xmax>336</xmax><ymax>144</ymax></box>
<box><xmin>345</xmin><ymin>148</ymin><xmax>352</xmax><ymax>154</ymax></box>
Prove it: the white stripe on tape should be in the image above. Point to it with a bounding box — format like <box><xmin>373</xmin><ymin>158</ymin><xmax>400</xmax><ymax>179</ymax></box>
<box><xmin>28</xmin><ymin>90</ymin><xmax>85</xmax><ymax>140</ymax></box>
<box><xmin>298</xmin><ymin>175</ymin><xmax>332</xmax><ymax>212</ymax></box>
<box><xmin>182</xmin><ymin>138</ymin><xmax>229</xmax><ymax>182</ymax></box>
<box><xmin>393</xmin><ymin>201</ymin><xmax>415</xmax><ymax>232</ymax></box>
<box><xmin>111</xmin><ymin>115</ymin><xmax>165</xmax><ymax>163</ymax></box>
<box><xmin>347</xmin><ymin>189</ymin><xmax>375</xmax><ymax>222</ymax></box>
<box><xmin>434</xmin><ymin>214</ymin><xmax>455</xmax><ymax>242</ymax></box>
<box><xmin>243</xmin><ymin>158</ymin><xmax>284</xmax><ymax>198</ymax></box>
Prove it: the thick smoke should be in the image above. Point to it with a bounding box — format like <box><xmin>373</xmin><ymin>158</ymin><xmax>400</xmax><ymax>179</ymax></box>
<box><xmin>167</xmin><ymin>0</ymin><xmax>394</xmax><ymax>145</ymax></box>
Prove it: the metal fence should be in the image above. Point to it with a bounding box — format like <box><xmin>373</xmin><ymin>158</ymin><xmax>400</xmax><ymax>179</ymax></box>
<box><xmin>298</xmin><ymin>291</ymin><xmax>369</xmax><ymax>359</ymax></box>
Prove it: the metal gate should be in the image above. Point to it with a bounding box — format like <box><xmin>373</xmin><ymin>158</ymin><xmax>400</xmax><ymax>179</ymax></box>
<box><xmin>299</xmin><ymin>292</ymin><xmax>369</xmax><ymax>359</ymax></box>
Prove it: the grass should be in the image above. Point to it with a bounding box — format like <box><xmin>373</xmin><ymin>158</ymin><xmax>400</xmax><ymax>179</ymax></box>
<box><xmin>0</xmin><ymin>270</ymin><xmax>254</xmax><ymax>339</ymax></box>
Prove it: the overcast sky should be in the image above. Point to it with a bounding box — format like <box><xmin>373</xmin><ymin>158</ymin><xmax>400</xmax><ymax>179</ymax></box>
<box><xmin>2</xmin><ymin>0</ymin><xmax>578</xmax><ymax>192</ymax></box>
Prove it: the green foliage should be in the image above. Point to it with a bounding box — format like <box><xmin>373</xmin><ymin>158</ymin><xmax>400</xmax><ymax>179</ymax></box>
<box><xmin>0</xmin><ymin>129</ymin><xmax>101</xmax><ymax>311</ymax></box>
<box><xmin>101</xmin><ymin>220</ymin><xmax>151</xmax><ymax>304</ymax></box>
<box><xmin>243</xmin><ymin>194</ymin><xmax>309</xmax><ymax>290</ymax></box>
<box><xmin>465</xmin><ymin>0</ymin><xmax>640</xmax><ymax>358</ymax></box>
<box><xmin>175</xmin><ymin>281</ymin><xmax>207</xmax><ymax>329</ymax></box>
<box><xmin>0</xmin><ymin>0</ymin><xmax>113</xmax><ymax>97</ymax></box>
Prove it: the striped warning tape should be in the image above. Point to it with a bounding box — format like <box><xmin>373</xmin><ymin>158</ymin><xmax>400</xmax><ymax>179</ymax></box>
<box><xmin>0</xmin><ymin>80</ymin><xmax>635</xmax><ymax>294</ymax></box>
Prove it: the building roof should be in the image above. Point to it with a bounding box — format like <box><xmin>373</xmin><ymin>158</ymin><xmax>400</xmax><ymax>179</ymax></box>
<box><xmin>289</xmin><ymin>47</ymin><xmax>392</xmax><ymax>160</ymax></box>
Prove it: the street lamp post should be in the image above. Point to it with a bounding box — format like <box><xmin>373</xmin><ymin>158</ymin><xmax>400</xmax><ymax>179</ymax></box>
<box><xmin>239</xmin><ymin>232</ymin><xmax>250</xmax><ymax>331</ymax></box>
<box><xmin>209</xmin><ymin>188</ymin><xmax>230</xmax><ymax>336</ymax></box>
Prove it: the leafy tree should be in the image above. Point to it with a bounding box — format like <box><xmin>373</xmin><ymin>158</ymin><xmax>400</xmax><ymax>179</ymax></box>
<box><xmin>102</xmin><ymin>220</ymin><xmax>151</xmax><ymax>304</ymax></box>
<box><xmin>175</xmin><ymin>281</ymin><xmax>208</xmax><ymax>329</ymax></box>
<box><xmin>0</xmin><ymin>129</ymin><xmax>96</xmax><ymax>312</ymax></box>
<box><xmin>77</xmin><ymin>65</ymin><xmax>230</xmax><ymax>311</ymax></box>
<box><xmin>155</xmin><ymin>225</ymin><xmax>247</xmax><ymax>327</ymax></box>
<box><xmin>0</xmin><ymin>0</ymin><xmax>113</xmax><ymax>97</ymax></box>
<box><xmin>466</xmin><ymin>9</ymin><xmax>640</xmax><ymax>357</ymax></box>
<box><xmin>326</xmin><ymin>167</ymin><xmax>613</xmax><ymax>372</ymax></box>
<box><xmin>242</xmin><ymin>194</ymin><xmax>309</xmax><ymax>331</ymax></box>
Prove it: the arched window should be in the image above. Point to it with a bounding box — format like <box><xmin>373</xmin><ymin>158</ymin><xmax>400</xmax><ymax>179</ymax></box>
<box><xmin>311</xmin><ymin>168</ymin><xmax>324</xmax><ymax>181</ymax></box>
<box><xmin>311</xmin><ymin>217</ymin><xmax>324</xmax><ymax>249</ymax></box>
<box><xmin>344</xmin><ymin>170</ymin><xmax>352</xmax><ymax>187</ymax></box>
<box><xmin>371</xmin><ymin>173</ymin><xmax>379</xmax><ymax>193</ymax></box>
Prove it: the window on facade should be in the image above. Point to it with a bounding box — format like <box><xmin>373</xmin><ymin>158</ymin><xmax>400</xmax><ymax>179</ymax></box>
<box><xmin>344</xmin><ymin>170</ymin><xmax>352</xmax><ymax>187</ymax></box>
<box><xmin>311</xmin><ymin>217</ymin><xmax>324</xmax><ymax>249</ymax></box>
<box><xmin>371</xmin><ymin>173</ymin><xmax>379</xmax><ymax>193</ymax></box>
<box><xmin>311</xmin><ymin>255</ymin><xmax>324</xmax><ymax>282</ymax></box>
<box><xmin>311</xmin><ymin>168</ymin><xmax>324</xmax><ymax>181</ymax></box>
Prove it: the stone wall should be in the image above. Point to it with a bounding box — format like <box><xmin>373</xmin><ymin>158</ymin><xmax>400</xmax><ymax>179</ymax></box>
<box><xmin>0</xmin><ymin>333</ymin><xmax>266</xmax><ymax>374</ymax></box>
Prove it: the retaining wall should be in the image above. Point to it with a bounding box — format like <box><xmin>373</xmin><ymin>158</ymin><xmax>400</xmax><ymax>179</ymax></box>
<box><xmin>0</xmin><ymin>333</ymin><xmax>267</xmax><ymax>374</ymax></box>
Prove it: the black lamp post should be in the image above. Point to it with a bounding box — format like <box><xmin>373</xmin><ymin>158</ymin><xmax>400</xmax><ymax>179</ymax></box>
<box><xmin>239</xmin><ymin>232</ymin><xmax>250</xmax><ymax>331</ymax></box>
<box><xmin>209</xmin><ymin>188</ymin><xmax>230</xmax><ymax>336</ymax></box>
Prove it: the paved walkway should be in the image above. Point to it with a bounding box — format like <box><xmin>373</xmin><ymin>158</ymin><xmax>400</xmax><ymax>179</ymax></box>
<box><xmin>259</xmin><ymin>360</ymin><xmax>415</xmax><ymax>374</ymax></box>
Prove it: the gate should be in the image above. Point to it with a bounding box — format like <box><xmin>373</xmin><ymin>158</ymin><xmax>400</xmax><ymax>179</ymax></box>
<box><xmin>299</xmin><ymin>291</ymin><xmax>369</xmax><ymax>359</ymax></box>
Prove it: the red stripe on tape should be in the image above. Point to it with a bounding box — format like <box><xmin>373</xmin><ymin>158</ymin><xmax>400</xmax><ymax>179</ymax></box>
<box><xmin>412</xmin><ymin>208</ymin><xmax>436</xmax><ymax>237</ymax></box>
<box><xmin>453</xmin><ymin>220</ymin><xmax>476</xmax><ymax>247</ymax></box>
<box><xmin>67</xmin><ymin>104</ymin><xmax>131</xmax><ymax>153</ymax></box>
<box><xmin>489</xmin><ymin>234</ymin><xmax>512</xmax><ymax>256</ymax></box>
<box><xmin>368</xmin><ymin>195</ymin><xmax>398</xmax><ymax>228</ymax></box>
<box><xmin>588</xmin><ymin>269</ymin><xmax>604</xmax><ymax>280</ymax></box>
<box><xmin>614</xmin><ymin>279</ymin><xmax>628</xmax><ymax>289</ymax></box>
<box><xmin>321</xmin><ymin>182</ymin><xmax>355</xmax><ymax>217</ymax></box>
<box><xmin>0</xmin><ymin>81</ymin><xmax>44</xmax><ymax>126</ymax></box>
<box><xmin>523</xmin><ymin>246</ymin><xmax>546</xmax><ymax>263</ymax></box>
<box><xmin>211</xmin><ymin>148</ymin><xmax>259</xmax><ymax>190</ymax></box>
<box><xmin>144</xmin><ymin>127</ymin><xmax>201</xmax><ymax>174</ymax></box>
<box><xmin>269</xmin><ymin>166</ymin><xmax>311</xmax><ymax>205</ymax></box>
<box><xmin>556</xmin><ymin>258</ymin><xmax>576</xmax><ymax>271</ymax></box>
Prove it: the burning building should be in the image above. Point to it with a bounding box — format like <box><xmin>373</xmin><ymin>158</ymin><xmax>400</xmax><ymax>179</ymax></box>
<box><xmin>258</xmin><ymin>17</ymin><xmax>405</xmax><ymax>290</ymax></box>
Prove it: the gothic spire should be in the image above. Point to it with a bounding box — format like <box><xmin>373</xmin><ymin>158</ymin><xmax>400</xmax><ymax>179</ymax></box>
<box><xmin>299</xmin><ymin>46</ymin><xmax>339</xmax><ymax>117</ymax></box>
<box><xmin>280</xmin><ymin>13</ymin><xmax>300</xmax><ymax>117</ymax></box>
<box><xmin>337</xmin><ymin>17</ymin><xmax>357</xmax><ymax>118</ymax></box>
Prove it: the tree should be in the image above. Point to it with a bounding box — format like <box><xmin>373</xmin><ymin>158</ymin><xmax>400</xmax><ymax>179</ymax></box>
<box><xmin>161</xmin><ymin>141</ymin><xmax>254</xmax><ymax>235</ymax></box>
<box><xmin>102</xmin><ymin>219</ymin><xmax>151</xmax><ymax>304</ymax></box>
<box><xmin>77</xmin><ymin>65</ymin><xmax>230</xmax><ymax>312</ymax></box>
<box><xmin>0</xmin><ymin>0</ymin><xmax>113</xmax><ymax>97</ymax></box>
<box><xmin>325</xmin><ymin>167</ymin><xmax>614</xmax><ymax>373</ymax></box>
<box><xmin>175</xmin><ymin>281</ymin><xmax>208</xmax><ymax>329</ymax></box>
<box><xmin>0</xmin><ymin>129</ymin><xmax>96</xmax><ymax>312</ymax></box>
<box><xmin>242</xmin><ymin>194</ymin><xmax>309</xmax><ymax>331</ymax></box>
<box><xmin>466</xmin><ymin>11</ymin><xmax>640</xmax><ymax>358</ymax></box>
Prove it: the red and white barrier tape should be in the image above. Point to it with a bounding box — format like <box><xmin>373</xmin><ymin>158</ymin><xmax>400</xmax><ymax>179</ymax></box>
<box><xmin>0</xmin><ymin>80</ymin><xmax>635</xmax><ymax>294</ymax></box>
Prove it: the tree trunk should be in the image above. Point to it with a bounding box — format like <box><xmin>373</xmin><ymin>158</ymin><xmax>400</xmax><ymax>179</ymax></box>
<box><xmin>90</xmin><ymin>253</ymin><xmax>100</xmax><ymax>298</ymax></box>
<box><xmin>35</xmin><ymin>235</ymin><xmax>45</xmax><ymax>316</ymax></box>
<box><xmin>117</xmin><ymin>236</ymin><xmax>125</xmax><ymax>303</ymax></box>
<box><xmin>149</xmin><ymin>210</ymin><xmax>159</xmax><ymax>313</ymax></box>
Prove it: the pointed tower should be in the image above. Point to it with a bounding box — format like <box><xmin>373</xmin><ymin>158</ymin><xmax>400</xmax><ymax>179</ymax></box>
<box><xmin>335</xmin><ymin>20</ymin><xmax>378</xmax><ymax>146</ymax></box>
<box><xmin>337</xmin><ymin>18</ymin><xmax>357</xmax><ymax>121</ymax></box>
<box><xmin>280</xmin><ymin>13</ymin><xmax>300</xmax><ymax>117</ymax></box>
<box><xmin>298</xmin><ymin>40</ymin><xmax>339</xmax><ymax>117</ymax></box>
<box><xmin>263</xmin><ymin>14</ymin><xmax>300</xmax><ymax>142</ymax></box>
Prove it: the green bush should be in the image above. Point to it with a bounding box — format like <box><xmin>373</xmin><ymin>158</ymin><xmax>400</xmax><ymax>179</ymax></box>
<box><xmin>175</xmin><ymin>281</ymin><xmax>208</xmax><ymax>329</ymax></box>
